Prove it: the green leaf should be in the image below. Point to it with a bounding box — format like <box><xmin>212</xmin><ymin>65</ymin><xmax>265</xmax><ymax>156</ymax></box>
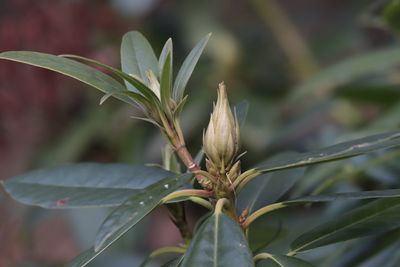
<box><xmin>181</xmin><ymin>210</ymin><xmax>253</xmax><ymax>267</ymax></box>
<box><xmin>256</xmin><ymin>254</ymin><xmax>315</xmax><ymax>267</ymax></box>
<box><xmin>284</xmin><ymin>189</ymin><xmax>400</xmax><ymax>205</ymax></box>
<box><xmin>94</xmin><ymin>173</ymin><xmax>192</xmax><ymax>252</ymax></box>
<box><xmin>61</xmin><ymin>54</ymin><xmax>159</xmax><ymax>104</ymax></box>
<box><xmin>159</xmin><ymin>38</ymin><xmax>173</xmax><ymax>77</ymax></box>
<box><xmin>173</xmin><ymin>33</ymin><xmax>211</xmax><ymax>101</ymax></box>
<box><xmin>258</xmin><ymin>131</ymin><xmax>400</xmax><ymax>174</ymax></box>
<box><xmin>0</xmin><ymin>51</ymin><xmax>134</xmax><ymax>105</ymax></box>
<box><xmin>162</xmin><ymin>257</ymin><xmax>183</xmax><ymax>267</ymax></box>
<box><xmin>160</xmin><ymin>52</ymin><xmax>173</xmax><ymax>111</ymax></box>
<box><xmin>67</xmin><ymin>247</ymin><xmax>100</xmax><ymax>267</ymax></box>
<box><xmin>2</xmin><ymin>163</ymin><xmax>173</xmax><ymax>208</ymax></box>
<box><xmin>290</xmin><ymin>198</ymin><xmax>400</xmax><ymax>252</ymax></box>
<box><xmin>289</xmin><ymin>47</ymin><xmax>400</xmax><ymax>101</ymax></box>
<box><xmin>238</xmin><ymin>152</ymin><xmax>305</xmax><ymax>212</ymax></box>
<box><xmin>121</xmin><ymin>31</ymin><xmax>159</xmax><ymax>91</ymax></box>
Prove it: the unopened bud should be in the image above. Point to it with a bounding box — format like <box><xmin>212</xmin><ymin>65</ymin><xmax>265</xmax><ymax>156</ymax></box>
<box><xmin>146</xmin><ymin>70</ymin><xmax>160</xmax><ymax>99</ymax></box>
<box><xmin>203</xmin><ymin>82</ymin><xmax>240</xmax><ymax>171</ymax></box>
<box><xmin>227</xmin><ymin>160</ymin><xmax>241</xmax><ymax>182</ymax></box>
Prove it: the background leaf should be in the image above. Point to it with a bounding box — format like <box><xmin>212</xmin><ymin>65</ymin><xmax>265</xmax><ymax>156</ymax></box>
<box><xmin>289</xmin><ymin>47</ymin><xmax>400</xmax><ymax>101</ymax></box>
<box><xmin>290</xmin><ymin>198</ymin><xmax>400</xmax><ymax>253</ymax></box>
<box><xmin>2</xmin><ymin>163</ymin><xmax>172</xmax><ymax>208</ymax></box>
<box><xmin>181</xmin><ymin>210</ymin><xmax>253</xmax><ymax>267</ymax></box>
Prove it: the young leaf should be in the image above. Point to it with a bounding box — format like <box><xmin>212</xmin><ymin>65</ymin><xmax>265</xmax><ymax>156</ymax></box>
<box><xmin>61</xmin><ymin>54</ymin><xmax>159</xmax><ymax>104</ymax></box>
<box><xmin>0</xmin><ymin>51</ymin><xmax>134</xmax><ymax>105</ymax></box>
<box><xmin>2</xmin><ymin>163</ymin><xmax>173</xmax><ymax>208</ymax></box>
<box><xmin>256</xmin><ymin>254</ymin><xmax>315</xmax><ymax>267</ymax></box>
<box><xmin>173</xmin><ymin>33</ymin><xmax>211</xmax><ymax>101</ymax></box>
<box><xmin>160</xmin><ymin>52</ymin><xmax>173</xmax><ymax>111</ymax></box>
<box><xmin>258</xmin><ymin>131</ymin><xmax>400</xmax><ymax>174</ymax></box>
<box><xmin>121</xmin><ymin>31</ymin><xmax>159</xmax><ymax>91</ymax></box>
<box><xmin>94</xmin><ymin>173</ymin><xmax>192</xmax><ymax>252</ymax></box>
<box><xmin>290</xmin><ymin>198</ymin><xmax>400</xmax><ymax>253</ymax></box>
<box><xmin>181</xmin><ymin>210</ymin><xmax>253</xmax><ymax>267</ymax></box>
<box><xmin>159</xmin><ymin>38</ymin><xmax>173</xmax><ymax>77</ymax></box>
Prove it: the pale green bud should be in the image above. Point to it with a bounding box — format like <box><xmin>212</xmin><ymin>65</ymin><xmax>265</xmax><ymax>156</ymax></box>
<box><xmin>146</xmin><ymin>70</ymin><xmax>161</xmax><ymax>99</ymax></box>
<box><xmin>203</xmin><ymin>82</ymin><xmax>240</xmax><ymax>171</ymax></box>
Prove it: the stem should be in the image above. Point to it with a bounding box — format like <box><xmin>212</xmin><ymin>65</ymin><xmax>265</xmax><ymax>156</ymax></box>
<box><xmin>242</xmin><ymin>202</ymin><xmax>286</xmax><ymax>228</ymax></box>
<box><xmin>215</xmin><ymin>198</ymin><xmax>229</xmax><ymax>214</ymax></box>
<box><xmin>149</xmin><ymin>246</ymin><xmax>186</xmax><ymax>259</ymax></box>
<box><xmin>187</xmin><ymin>196</ymin><xmax>214</xmax><ymax>210</ymax></box>
<box><xmin>232</xmin><ymin>168</ymin><xmax>262</xmax><ymax>192</ymax></box>
<box><xmin>253</xmin><ymin>252</ymin><xmax>273</xmax><ymax>262</ymax></box>
<box><xmin>162</xmin><ymin>189</ymin><xmax>213</xmax><ymax>203</ymax></box>
<box><xmin>166</xmin><ymin>203</ymin><xmax>192</xmax><ymax>244</ymax></box>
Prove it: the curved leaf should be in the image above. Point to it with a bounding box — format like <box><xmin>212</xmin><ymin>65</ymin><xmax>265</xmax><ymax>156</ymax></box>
<box><xmin>290</xmin><ymin>198</ymin><xmax>400</xmax><ymax>252</ymax></box>
<box><xmin>173</xmin><ymin>33</ymin><xmax>211</xmax><ymax>101</ymax></box>
<box><xmin>2</xmin><ymin>163</ymin><xmax>172</xmax><ymax>208</ymax></box>
<box><xmin>121</xmin><ymin>31</ymin><xmax>159</xmax><ymax>91</ymax></box>
<box><xmin>159</xmin><ymin>38</ymin><xmax>173</xmax><ymax>77</ymax></box>
<box><xmin>258</xmin><ymin>131</ymin><xmax>400</xmax><ymax>174</ymax></box>
<box><xmin>0</xmin><ymin>51</ymin><xmax>134</xmax><ymax>105</ymax></box>
<box><xmin>181</xmin><ymin>210</ymin><xmax>253</xmax><ymax>267</ymax></box>
<box><xmin>160</xmin><ymin>52</ymin><xmax>173</xmax><ymax>110</ymax></box>
<box><xmin>94</xmin><ymin>173</ymin><xmax>192</xmax><ymax>252</ymax></box>
<box><xmin>61</xmin><ymin>54</ymin><xmax>158</xmax><ymax>103</ymax></box>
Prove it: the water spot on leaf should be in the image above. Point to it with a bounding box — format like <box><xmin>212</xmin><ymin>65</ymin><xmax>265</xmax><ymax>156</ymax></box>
<box><xmin>164</xmin><ymin>184</ymin><xmax>169</xmax><ymax>189</ymax></box>
<box><xmin>139</xmin><ymin>201</ymin><xmax>144</xmax><ymax>206</ymax></box>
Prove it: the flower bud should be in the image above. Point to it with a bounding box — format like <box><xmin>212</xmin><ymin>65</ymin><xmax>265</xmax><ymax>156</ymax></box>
<box><xmin>203</xmin><ymin>82</ymin><xmax>240</xmax><ymax>171</ymax></box>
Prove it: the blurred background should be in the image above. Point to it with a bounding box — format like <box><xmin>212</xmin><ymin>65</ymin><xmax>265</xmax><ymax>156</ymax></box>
<box><xmin>1</xmin><ymin>0</ymin><xmax>400</xmax><ymax>266</ymax></box>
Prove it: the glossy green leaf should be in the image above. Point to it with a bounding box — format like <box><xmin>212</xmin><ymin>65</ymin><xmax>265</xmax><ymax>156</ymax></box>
<box><xmin>290</xmin><ymin>47</ymin><xmax>400</xmax><ymax>101</ymax></box>
<box><xmin>61</xmin><ymin>54</ymin><xmax>158</xmax><ymax>103</ymax></box>
<box><xmin>162</xmin><ymin>257</ymin><xmax>183</xmax><ymax>267</ymax></box>
<box><xmin>284</xmin><ymin>189</ymin><xmax>400</xmax><ymax>205</ymax></box>
<box><xmin>160</xmin><ymin>52</ymin><xmax>173</xmax><ymax>111</ymax></box>
<box><xmin>290</xmin><ymin>198</ymin><xmax>400</xmax><ymax>252</ymax></box>
<box><xmin>258</xmin><ymin>131</ymin><xmax>400</xmax><ymax>174</ymax></box>
<box><xmin>2</xmin><ymin>163</ymin><xmax>172</xmax><ymax>208</ymax></box>
<box><xmin>159</xmin><ymin>38</ymin><xmax>173</xmax><ymax>77</ymax></box>
<box><xmin>67</xmin><ymin>247</ymin><xmax>100</xmax><ymax>267</ymax></box>
<box><xmin>238</xmin><ymin>152</ymin><xmax>305</xmax><ymax>212</ymax></box>
<box><xmin>121</xmin><ymin>31</ymin><xmax>159</xmax><ymax>91</ymax></box>
<box><xmin>94</xmin><ymin>174</ymin><xmax>192</xmax><ymax>252</ymax></box>
<box><xmin>0</xmin><ymin>51</ymin><xmax>134</xmax><ymax>105</ymax></box>
<box><xmin>181</xmin><ymin>210</ymin><xmax>253</xmax><ymax>267</ymax></box>
<box><xmin>256</xmin><ymin>254</ymin><xmax>315</xmax><ymax>267</ymax></box>
<box><xmin>173</xmin><ymin>33</ymin><xmax>211</xmax><ymax>101</ymax></box>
